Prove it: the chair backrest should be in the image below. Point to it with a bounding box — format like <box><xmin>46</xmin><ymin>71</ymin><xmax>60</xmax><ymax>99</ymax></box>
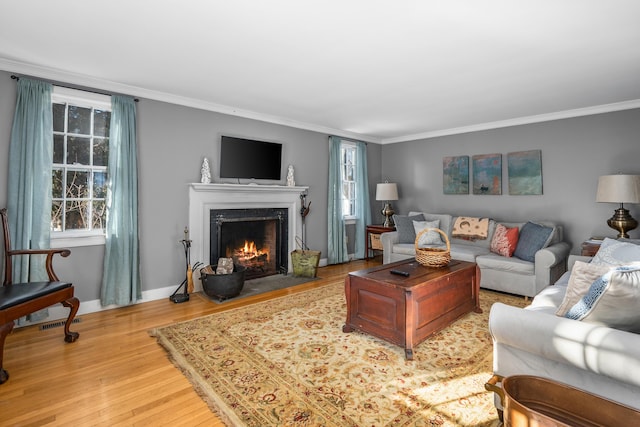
<box><xmin>1</xmin><ymin>209</ymin><xmax>12</xmax><ymax>285</ymax></box>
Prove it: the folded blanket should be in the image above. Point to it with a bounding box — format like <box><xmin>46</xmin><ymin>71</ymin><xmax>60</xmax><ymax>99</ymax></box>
<box><xmin>452</xmin><ymin>216</ymin><xmax>490</xmax><ymax>239</ymax></box>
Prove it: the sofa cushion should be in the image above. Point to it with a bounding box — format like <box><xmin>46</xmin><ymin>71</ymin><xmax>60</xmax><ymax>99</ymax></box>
<box><xmin>392</xmin><ymin>243</ymin><xmax>418</xmax><ymax>256</ymax></box>
<box><xmin>450</xmin><ymin>219</ymin><xmax>497</xmax><ymax>249</ymax></box>
<box><xmin>409</xmin><ymin>212</ymin><xmax>453</xmax><ymax>236</ymax></box>
<box><xmin>555</xmin><ymin>261</ymin><xmax>612</xmax><ymax>316</ymax></box>
<box><xmin>513</xmin><ymin>221</ymin><xmax>554</xmax><ymax>262</ymax></box>
<box><xmin>393</xmin><ymin>213</ymin><xmax>425</xmax><ymax>243</ymax></box>
<box><xmin>413</xmin><ymin>219</ymin><xmax>443</xmax><ymax>246</ymax></box>
<box><xmin>564</xmin><ymin>265</ymin><xmax>640</xmax><ymax>332</ymax></box>
<box><xmin>476</xmin><ymin>253</ymin><xmax>534</xmax><ymax>274</ymax></box>
<box><xmin>452</xmin><ymin>216</ymin><xmax>490</xmax><ymax>239</ymax></box>
<box><xmin>450</xmin><ymin>245</ymin><xmax>490</xmax><ymax>263</ymax></box>
<box><xmin>490</xmin><ymin>223</ymin><xmax>519</xmax><ymax>257</ymax></box>
<box><xmin>591</xmin><ymin>238</ymin><xmax>640</xmax><ymax>266</ymax></box>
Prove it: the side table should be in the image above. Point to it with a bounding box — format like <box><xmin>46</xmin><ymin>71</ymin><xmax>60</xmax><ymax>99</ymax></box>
<box><xmin>365</xmin><ymin>224</ymin><xmax>395</xmax><ymax>259</ymax></box>
<box><xmin>581</xmin><ymin>240</ymin><xmax>602</xmax><ymax>256</ymax></box>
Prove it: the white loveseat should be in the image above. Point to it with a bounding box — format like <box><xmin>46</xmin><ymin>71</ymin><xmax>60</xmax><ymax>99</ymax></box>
<box><xmin>380</xmin><ymin>211</ymin><xmax>570</xmax><ymax>297</ymax></box>
<box><xmin>487</xmin><ymin>246</ymin><xmax>640</xmax><ymax>415</ymax></box>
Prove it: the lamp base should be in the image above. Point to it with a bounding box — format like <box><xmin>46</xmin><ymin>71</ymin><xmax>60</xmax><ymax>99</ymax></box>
<box><xmin>381</xmin><ymin>203</ymin><xmax>395</xmax><ymax>228</ymax></box>
<box><xmin>607</xmin><ymin>206</ymin><xmax>638</xmax><ymax>239</ymax></box>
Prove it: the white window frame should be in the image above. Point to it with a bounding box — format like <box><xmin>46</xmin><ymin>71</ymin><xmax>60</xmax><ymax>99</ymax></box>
<box><xmin>51</xmin><ymin>87</ymin><xmax>111</xmax><ymax>248</ymax></box>
<box><xmin>340</xmin><ymin>141</ymin><xmax>358</xmax><ymax>223</ymax></box>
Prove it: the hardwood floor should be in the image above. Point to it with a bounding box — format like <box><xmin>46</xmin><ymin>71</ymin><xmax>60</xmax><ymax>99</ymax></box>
<box><xmin>0</xmin><ymin>258</ymin><xmax>380</xmax><ymax>426</ymax></box>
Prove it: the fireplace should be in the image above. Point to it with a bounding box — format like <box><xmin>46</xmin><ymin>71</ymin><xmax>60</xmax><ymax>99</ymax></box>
<box><xmin>188</xmin><ymin>183</ymin><xmax>308</xmax><ymax>291</ymax></box>
<box><xmin>210</xmin><ymin>208</ymin><xmax>288</xmax><ymax>280</ymax></box>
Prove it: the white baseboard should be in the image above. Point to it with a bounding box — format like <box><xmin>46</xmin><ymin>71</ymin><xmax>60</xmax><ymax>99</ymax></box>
<box><xmin>18</xmin><ymin>258</ymin><xmax>331</xmax><ymax>328</ymax></box>
<box><xmin>15</xmin><ymin>285</ymin><xmax>179</xmax><ymax>328</ymax></box>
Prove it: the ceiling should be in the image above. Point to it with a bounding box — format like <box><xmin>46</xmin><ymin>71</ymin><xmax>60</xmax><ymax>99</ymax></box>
<box><xmin>1</xmin><ymin>0</ymin><xmax>639</xmax><ymax>144</ymax></box>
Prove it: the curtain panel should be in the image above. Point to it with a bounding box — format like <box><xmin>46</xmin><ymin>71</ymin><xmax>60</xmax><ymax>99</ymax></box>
<box><xmin>101</xmin><ymin>95</ymin><xmax>141</xmax><ymax>306</ymax></box>
<box><xmin>327</xmin><ymin>136</ymin><xmax>348</xmax><ymax>264</ymax></box>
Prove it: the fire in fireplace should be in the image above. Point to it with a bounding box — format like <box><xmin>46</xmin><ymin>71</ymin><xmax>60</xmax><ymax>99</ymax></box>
<box><xmin>210</xmin><ymin>208</ymin><xmax>288</xmax><ymax>280</ymax></box>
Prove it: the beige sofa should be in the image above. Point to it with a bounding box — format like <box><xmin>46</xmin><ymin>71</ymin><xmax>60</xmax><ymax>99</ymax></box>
<box><xmin>380</xmin><ymin>211</ymin><xmax>570</xmax><ymax>297</ymax></box>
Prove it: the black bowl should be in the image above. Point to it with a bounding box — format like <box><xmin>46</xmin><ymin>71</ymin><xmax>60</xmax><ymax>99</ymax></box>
<box><xmin>200</xmin><ymin>264</ymin><xmax>246</xmax><ymax>301</ymax></box>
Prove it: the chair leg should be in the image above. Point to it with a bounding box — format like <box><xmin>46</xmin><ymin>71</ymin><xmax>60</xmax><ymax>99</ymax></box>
<box><xmin>61</xmin><ymin>297</ymin><xmax>80</xmax><ymax>343</ymax></box>
<box><xmin>0</xmin><ymin>321</ymin><xmax>15</xmax><ymax>384</ymax></box>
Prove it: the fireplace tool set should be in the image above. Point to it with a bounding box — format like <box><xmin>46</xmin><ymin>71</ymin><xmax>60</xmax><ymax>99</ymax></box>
<box><xmin>170</xmin><ymin>226</ymin><xmax>202</xmax><ymax>303</ymax></box>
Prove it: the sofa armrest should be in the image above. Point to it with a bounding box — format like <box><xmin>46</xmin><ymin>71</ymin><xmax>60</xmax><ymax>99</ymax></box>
<box><xmin>534</xmin><ymin>242</ymin><xmax>570</xmax><ymax>289</ymax></box>
<box><xmin>489</xmin><ymin>302</ymin><xmax>640</xmax><ymax>389</ymax></box>
<box><xmin>380</xmin><ymin>231</ymin><xmax>399</xmax><ymax>264</ymax></box>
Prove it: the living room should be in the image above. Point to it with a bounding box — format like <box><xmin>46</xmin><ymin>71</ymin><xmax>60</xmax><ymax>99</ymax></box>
<box><xmin>1</xmin><ymin>1</ymin><xmax>640</xmax><ymax>424</ymax></box>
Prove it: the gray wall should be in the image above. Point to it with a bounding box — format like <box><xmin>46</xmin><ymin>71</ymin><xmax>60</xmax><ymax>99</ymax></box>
<box><xmin>0</xmin><ymin>70</ymin><xmax>383</xmax><ymax>303</ymax></box>
<box><xmin>381</xmin><ymin>109</ymin><xmax>640</xmax><ymax>253</ymax></box>
<box><xmin>3</xmin><ymin>66</ymin><xmax>639</xmax><ymax>305</ymax></box>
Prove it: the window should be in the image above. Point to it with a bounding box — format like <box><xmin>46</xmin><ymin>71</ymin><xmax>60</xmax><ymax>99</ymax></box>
<box><xmin>340</xmin><ymin>141</ymin><xmax>357</xmax><ymax>219</ymax></box>
<box><xmin>51</xmin><ymin>87</ymin><xmax>111</xmax><ymax>246</ymax></box>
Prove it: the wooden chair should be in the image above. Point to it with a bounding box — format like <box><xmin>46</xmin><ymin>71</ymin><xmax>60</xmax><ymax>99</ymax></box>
<box><xmin>0</xmin><ymin>208</ymin><xmax>79</xmax><ymax>384</ymax></box>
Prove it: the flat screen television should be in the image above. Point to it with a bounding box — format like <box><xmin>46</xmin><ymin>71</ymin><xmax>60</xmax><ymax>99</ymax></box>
<box><xmin>219</xmin><ymin>136</ymin><xmax>282</xmax><ymax>181</ymax></box>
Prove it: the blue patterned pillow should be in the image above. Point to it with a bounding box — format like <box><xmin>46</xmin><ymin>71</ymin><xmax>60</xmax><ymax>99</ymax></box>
<box><xmin>565</xmin><ymin>265</ymin><xmax>640</xmax><ymax>332</ymax></box>
<box><xmin>393</xmin><ymin>214</ymin><xmax>425</xmax><ymax>243</ymax></box>
<box><xmin>513</xmin><ymin>221</ymin><xmax>554</xmax><ymax>262</ymax></box>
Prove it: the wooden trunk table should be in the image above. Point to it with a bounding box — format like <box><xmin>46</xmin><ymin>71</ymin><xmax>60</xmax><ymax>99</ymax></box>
<box><xmin>342</xmin><ymin>258</ymin><xmax>481</xmax><ymax>360</ymax></box>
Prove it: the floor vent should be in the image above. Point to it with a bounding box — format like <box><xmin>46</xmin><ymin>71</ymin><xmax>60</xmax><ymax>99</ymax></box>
<box><xmin>39</xmin><ymin>318</ymin><xmax>81</xmax><ymax>331</ymax></box>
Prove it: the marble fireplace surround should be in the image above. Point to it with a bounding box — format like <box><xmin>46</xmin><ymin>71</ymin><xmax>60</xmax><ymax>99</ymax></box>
<box><xmin>188</xmin><ymin>183</ymin><xmax>309</xmax><ymax>291</ymax></box>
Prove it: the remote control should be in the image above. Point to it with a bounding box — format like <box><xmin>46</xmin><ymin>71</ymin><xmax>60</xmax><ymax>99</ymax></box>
<box><xmin>390</xmin><ymin>269</ymin><xmax>410</xmax><ymax>277</ymax></box>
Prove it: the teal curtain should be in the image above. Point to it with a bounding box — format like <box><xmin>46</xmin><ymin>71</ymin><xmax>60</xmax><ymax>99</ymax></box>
<box><xmin>327</xmin><ymin>136</ymin><xmax>348</xmax><ymax>264</ymax></box>
<box><xmin>8</xmin><ymin>78</ymin><xmax>53</xmax><ymax>284</ymax></box>
<box><xmin>353</xmin><ymin>141</ymin><xmax>372</xmax><ymax>259</ymax></box>
<box><xmin>101</xmin><ymin>95</ymin><xmax>141</xmax><ymax>306</ymax></box>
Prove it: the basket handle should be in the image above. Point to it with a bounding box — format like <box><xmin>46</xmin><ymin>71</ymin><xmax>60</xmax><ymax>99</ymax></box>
<box><xmin>414</xmin><ymin>228</ymin><xmax>450</xmax><ymax>251</ymax></box>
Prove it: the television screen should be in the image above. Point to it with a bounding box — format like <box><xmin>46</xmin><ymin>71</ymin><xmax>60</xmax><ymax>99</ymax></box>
<box><xmin>220</xmin><ymin>136</ymin><xmax>282</xmax><ymax>180</ymax></box>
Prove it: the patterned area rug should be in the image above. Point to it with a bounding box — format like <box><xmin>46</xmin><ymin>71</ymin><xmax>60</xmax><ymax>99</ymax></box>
<box><xmin>152</xmin><ymin>280</ymin><xmax>527</xmax><ymax>426</ymax></box>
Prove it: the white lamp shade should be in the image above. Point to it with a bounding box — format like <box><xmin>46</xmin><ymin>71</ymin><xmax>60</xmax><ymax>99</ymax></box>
<box><xmin>596</xmin><ymin>175</ymin><xmax>640</xmax><ymax>203</ymax></box>
<box><xmin>376</xmin><ymin>182</ymin><xmax>398</xmax><ymax>201</ymax></box>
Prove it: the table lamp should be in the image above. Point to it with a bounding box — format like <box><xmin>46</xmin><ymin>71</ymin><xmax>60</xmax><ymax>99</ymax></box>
<box><xmin>376</xmin><ymin>182</ymin><xmax>399</xmax><ymax>227</ymax></box>
<box><xmin>596</xmin><ymin>174</ymin><xmax>640</xmax><ymax>238</ymax></box>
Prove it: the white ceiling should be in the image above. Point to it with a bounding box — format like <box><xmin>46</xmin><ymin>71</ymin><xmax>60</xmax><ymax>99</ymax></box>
<box><xmin>1</xmin><ymin>0</ymin><xmax>639</xmax><ymax>144</ymax></box>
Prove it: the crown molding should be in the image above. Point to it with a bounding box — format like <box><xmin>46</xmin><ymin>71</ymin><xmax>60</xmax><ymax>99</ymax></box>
<box><xmin>381</xmin><ymin>99</ymin><xmax>640</xmax><ymax>144</ymax></box>
<box><xmin>3</xmin><ymin>57</ymin><xmax>638</xmax><ymax>146</ymax></box>
<box><xmin>0</xmin><ymin>58</ymin><xmax>381</xmax><ymax>144</ymax></box>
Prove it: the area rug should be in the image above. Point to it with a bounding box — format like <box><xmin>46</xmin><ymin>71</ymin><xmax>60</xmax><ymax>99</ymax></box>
<box><xmin>152</xmin><ymin>280</ymin><xmax>527</xmax><ymax>426</ymax></box>
<box><xmin>202</xmin><ymin>274</ymin><xmax>319</xmax><ymax>304</ymax></box>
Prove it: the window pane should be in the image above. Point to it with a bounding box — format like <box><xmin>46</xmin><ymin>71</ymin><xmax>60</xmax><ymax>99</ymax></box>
<box><xmin>52</xmin><ymin>169</ymin><xmax>63</xmax><ymax>198</ymax></box>
<box><xmin>92</xmin><ymin>200</ymin><xmax>106</xmax><ymax>230</ymax></box>
<box><xmin>93</xmin><ymin>138</ymin><xmax>108</xmax><ymax>166</ymax></box>
<box><xmin>67</xmin><ymin>136</ymin><xmax>91</xmax><ymax>165</ymax></box>
<box><xmin>53</xmin><ymin>103</ymin><xmax>65</xmax><ymax>132</ymax></box>
<box><xmin>66</xmin><ymin>170</ymin><xmax>90</xmax><ymax>198</ymax></box>
<box><xmin>53</xmin><ymin>134</ymin><xmax>64</xmax><ymax>164</ymax></box>
<box><xmin>93</xmin><ymin>171</ymin><xmax>107</xmax><ymax>198</ymax></box>
<box><xmin>65</xmin><ymin>201</ymin><xmax>89</xmax><ymax>230</ymax></box>
<box><xmin>67</xmin><ymin>105</ymin><xmax>91</xmax><ymax>135</ymax></box>
<box><xmin>94</xmin><ymin>110</ymin><xmax>111</xmax><ymax>137</ymax></box>
<box><xmin>51</xmin><ymin>201</ymin><xmax>63</xmax><ymax>231</ymax></box>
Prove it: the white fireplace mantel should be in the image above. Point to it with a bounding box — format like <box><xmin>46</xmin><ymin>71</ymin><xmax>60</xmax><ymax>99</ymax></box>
<box><xmin>188</xmin><ymin>183</ymin><xmax>309</xmax><ymax>288</ymax></box>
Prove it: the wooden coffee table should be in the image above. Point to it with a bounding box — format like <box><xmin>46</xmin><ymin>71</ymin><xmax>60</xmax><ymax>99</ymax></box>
<box><xmin>342</xmin><ymin>258</ymin><xmax>481</xmax><ymax>360</ymax></box>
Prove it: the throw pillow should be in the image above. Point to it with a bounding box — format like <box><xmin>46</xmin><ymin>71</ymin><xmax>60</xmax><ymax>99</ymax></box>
<box><xmin>413</xmin><ymin>219</ymin><xmax>442</xmax><ymax>247</ymax></box>
<box><xmin>393</xmin><ymin>213</ymin><xmax>425</xmax><ymax>243</ymax></box>
<box><xmin>591</xmin><ymin>238</ymin><xmax>640</xmax><ymax>266</ymax></box>
<box><xmin>490</xmin><ymin>224</ymin><xmax>519</xmax><ymax>257</ymax></box>
<box><xmin>564</xmin><ymin>264</ymin><xmax>640</xmax><ymax>333</ymax></box>
<box><xmin>513</xmin><ymin>221</ymin><xmax>554</xmax><ymax>262</ymax></box>
<box><xmin>555</xmin><ymin>261</ymin><xmax>612</xmax><ymax>316</ymax></box>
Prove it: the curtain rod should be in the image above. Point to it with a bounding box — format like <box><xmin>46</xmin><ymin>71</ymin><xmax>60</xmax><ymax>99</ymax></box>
<box><xmin>329</xmin><ymin>135</ymin><xmax>367</xmax><ymax>145</ymax></box>
<box><xmin>11</xmin><ymin>74</ymin><xmax>139</xmax><ymax>102</ymax></box>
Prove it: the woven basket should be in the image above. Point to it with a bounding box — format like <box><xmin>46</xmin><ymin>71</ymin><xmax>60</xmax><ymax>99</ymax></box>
<box><xmin>414</xmin><ymin>228</ymin><xmax>451</xmax><ymax>267</ymax></box>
